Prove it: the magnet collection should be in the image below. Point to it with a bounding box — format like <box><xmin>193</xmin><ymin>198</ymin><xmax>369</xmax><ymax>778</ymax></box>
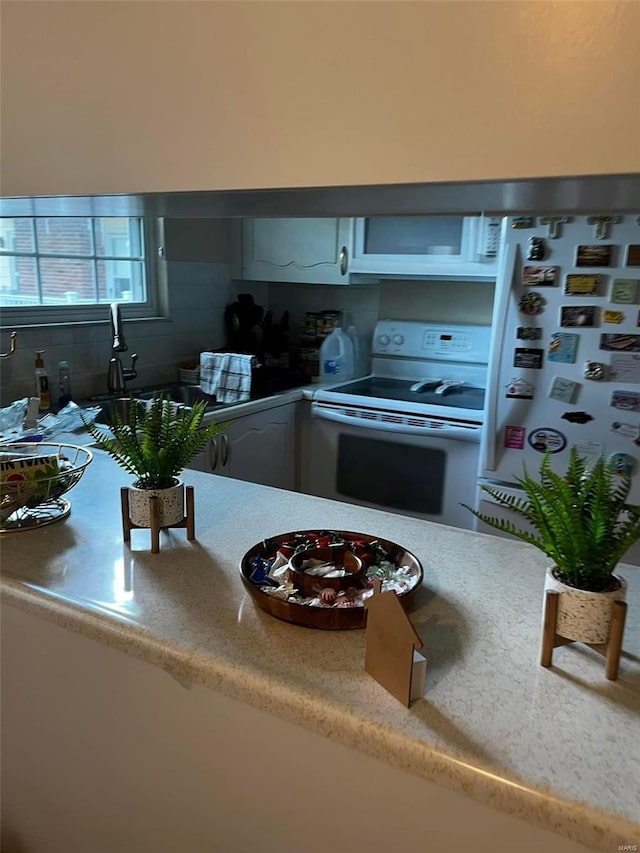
<box><xmin>505</xmin><ymin>219</ymin><xmax>640</xmax><ymax>465</ymax></box>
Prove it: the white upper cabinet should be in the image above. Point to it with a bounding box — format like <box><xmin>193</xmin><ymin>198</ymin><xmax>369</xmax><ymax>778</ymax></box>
<box><xmin>349</xmin><ymin>215</ymin><xmax>501</xmax><ymax>280</ymax></box>
<box><xmin>234</xmin><ymin>215</ymin><xmax>502</xmax><ymax>284</ymax></box>
<box><xmin>239</xmin><ymin>218</ymin><xmax>358</xmax><ymax>285</ymax></box>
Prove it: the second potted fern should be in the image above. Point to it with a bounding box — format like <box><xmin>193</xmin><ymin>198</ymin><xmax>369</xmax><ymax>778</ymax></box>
<box><xmin>84</xmin><ymin>394</ymin><xmax>225</xmax><ymax>528</ymax></box>
<box><xmin>465</xmin><ymin>449</ymin><xmax>640</xmax><ymax>647</ymax></box>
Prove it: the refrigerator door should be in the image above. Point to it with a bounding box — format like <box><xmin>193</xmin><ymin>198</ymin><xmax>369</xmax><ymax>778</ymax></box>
<box><xmin>474</xmin><ymin>479</ymin><xmax>640</xmax><ymax>567</ymax></box>
<box><xmin>481</xmin><ymin>213</ymin><xmax>640</xmax><ymax>505</ymax></box>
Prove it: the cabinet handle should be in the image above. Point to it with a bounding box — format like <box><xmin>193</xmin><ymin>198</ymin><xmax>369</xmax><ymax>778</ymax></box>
<box><xmin>221</xmin><ymin>434</ymin><xmax>230</xmax><ymax>466</ymax></box>
<box><xmin>339</xmin><ymin>246</ymin><xmax>348</xmax><ymax>275</ymax></box>
<box><xmin>210</xmin><ymin>438</ymin><xmax>219</xmax><ymax>472</ymax></box>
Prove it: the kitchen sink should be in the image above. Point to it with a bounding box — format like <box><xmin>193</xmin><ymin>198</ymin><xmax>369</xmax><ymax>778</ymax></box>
<box><xmin>89</xmin><ymin>384</ymin><xmax>227</xmax><ymax>424</ymax></box>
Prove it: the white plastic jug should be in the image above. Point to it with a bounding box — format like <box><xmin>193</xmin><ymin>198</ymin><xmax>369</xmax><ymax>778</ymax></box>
<box><xmin>319</xmin><ymin>327</ymin><xmax>354</xmax><ymax>382</ymax></box>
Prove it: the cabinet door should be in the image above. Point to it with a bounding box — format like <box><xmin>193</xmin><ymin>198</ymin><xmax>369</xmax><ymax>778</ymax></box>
<box><xmin>240</xmin><ymin>218</ymin><xmax>353</xmax><ymax>284</ymax></box>
<box><xmin>218</xmin><ymin>404</ymin><xmax>296</xmax><ymax>490</ymax></box>
<box><xmin>348</xmin><ymin>216</ymin><xmax>500</xmax><ymax>280</ymax></box>
<box><xmin>186</xmin><ymin>441</ymin><xmax>214</xmax><ymax>473</ymax></box>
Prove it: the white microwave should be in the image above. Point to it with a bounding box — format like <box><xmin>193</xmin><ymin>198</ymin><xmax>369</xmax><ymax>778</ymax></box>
<box><xmin>348</xmin><ymin>215</ymin><xmax>502</xmax><ymax>280</ymax></box>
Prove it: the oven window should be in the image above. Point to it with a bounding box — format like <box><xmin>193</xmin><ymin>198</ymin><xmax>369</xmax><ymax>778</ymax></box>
<box><xmin>336</xmin><ymin>434</ymin><xmax>445</xmax><ymax>514</ymax></box>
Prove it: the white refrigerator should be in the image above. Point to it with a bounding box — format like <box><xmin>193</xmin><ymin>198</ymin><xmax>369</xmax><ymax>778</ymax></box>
<box><xmin>477</xmin><ymin>212</ymin><xmax>640</xmax><ymax>565</ymax></box>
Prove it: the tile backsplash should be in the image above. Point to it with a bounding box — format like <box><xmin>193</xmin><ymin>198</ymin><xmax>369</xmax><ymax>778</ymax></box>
<box><xmin>0</xmin><ymin>261</ymin><xmax>234</xmax><ymax>405</ymax></box>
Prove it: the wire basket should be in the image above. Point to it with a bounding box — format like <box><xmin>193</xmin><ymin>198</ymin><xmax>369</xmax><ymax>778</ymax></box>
<box><xmin>1</xmin><ymin>442</ymin><xmax>93</xmax><ymax>533</ymax></box>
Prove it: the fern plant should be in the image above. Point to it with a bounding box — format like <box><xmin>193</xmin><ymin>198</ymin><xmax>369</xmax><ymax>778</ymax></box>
<box><xmin>464</xmin><ymin>448</ymin><xmax>640</xmax><ymax>592</ymax></box>
<box><xmin>84</xmin><ymin>394</ymin><xmax>225</xmax><ymax>490</ymax></box>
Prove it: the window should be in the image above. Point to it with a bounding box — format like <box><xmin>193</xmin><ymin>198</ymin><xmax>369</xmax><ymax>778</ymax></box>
<box><xmin>0</xmin><ymin>217</ymin><xmax>163</xmax><ymax>325</ymax></box>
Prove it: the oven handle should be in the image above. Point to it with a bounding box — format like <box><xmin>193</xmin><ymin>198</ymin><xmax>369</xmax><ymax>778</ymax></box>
<box><xmin>311</xmin><ymin>404</ymin><xmax>482</xmax><ymax>442</ymax></box>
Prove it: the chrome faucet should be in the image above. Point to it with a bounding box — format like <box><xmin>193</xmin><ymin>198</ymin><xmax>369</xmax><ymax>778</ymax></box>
<box><xmin>107</xmin><ymin>302</ymin><xmax>138</xmax><ymax>393</ymax></box>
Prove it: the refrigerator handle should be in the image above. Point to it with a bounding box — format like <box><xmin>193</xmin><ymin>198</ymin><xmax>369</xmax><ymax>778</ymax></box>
<box><xmin>482</xmin><ymin>238</ymin><xmax>520</xmax><ymax>472</ymax></box>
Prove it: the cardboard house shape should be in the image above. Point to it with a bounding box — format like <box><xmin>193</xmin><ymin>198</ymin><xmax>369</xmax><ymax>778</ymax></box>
<box><xmin>364</xmin><ymin>581</ymin><xmax>426</xmax><ymax>707</ymax></box>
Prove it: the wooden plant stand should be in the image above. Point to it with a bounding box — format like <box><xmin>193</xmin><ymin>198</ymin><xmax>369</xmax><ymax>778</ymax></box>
<box><xmin>540</xmin><ymin>590</ymin><xmax>627</xmax><ymax>680</ymax></box>
<box><xmin>120</xmin><ymin>486</ymin><xmax>195</xmax><ymax>554</ymax></box>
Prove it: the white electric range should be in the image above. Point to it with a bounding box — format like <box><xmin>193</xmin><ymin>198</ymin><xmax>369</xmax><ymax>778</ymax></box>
<box><xmin>308</xmin><ymin>320</ymin><xmax>491</xmax><ymax>528</ymax></box>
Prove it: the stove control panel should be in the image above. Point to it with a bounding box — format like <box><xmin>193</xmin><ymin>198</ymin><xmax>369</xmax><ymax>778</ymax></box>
<box><xmin>373</xmin><ymin>320</ymin><xmax>491</xmax><ymax>363</ymax></box>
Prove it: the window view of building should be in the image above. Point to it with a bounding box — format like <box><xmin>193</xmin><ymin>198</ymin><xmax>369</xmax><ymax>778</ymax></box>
<box><xmin>0</xmin><ymin>217</ymin><xmax>147</xmax><ymax>307</ymax></box>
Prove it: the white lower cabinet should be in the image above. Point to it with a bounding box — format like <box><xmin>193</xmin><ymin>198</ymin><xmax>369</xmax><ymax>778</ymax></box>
<box><xmin>189</xmin><ymin>402</ymin><xmax>296</xmax><ymax>491</ymax></box>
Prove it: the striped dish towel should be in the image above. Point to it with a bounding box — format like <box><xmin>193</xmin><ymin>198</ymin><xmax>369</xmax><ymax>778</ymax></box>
<box><xmin>199</xmin><ymin>352</ymin><xmax>254</xmax><ymax>403</ymax></box>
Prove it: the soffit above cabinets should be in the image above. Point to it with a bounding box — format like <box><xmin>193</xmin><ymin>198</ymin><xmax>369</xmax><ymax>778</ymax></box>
<box><xmin>1</xmin><ymin>173</ymin><xmax>639</xmax><ymax>219</ymax></box>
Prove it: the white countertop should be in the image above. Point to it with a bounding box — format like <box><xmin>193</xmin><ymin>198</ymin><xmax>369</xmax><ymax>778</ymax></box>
<box><xmin>1</xmin><ymin>449</ymin><xmax>639</xmax><ymax>851</ymax></box>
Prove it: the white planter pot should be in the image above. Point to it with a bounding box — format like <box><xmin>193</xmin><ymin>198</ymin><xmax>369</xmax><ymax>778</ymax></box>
<box><xmin>128</xmin><ymin>480</ymin><xmax>185</xmax><ymax>528</ymax></box>
<box><xmin>544</xmin><ymin>567</ymin><xmax>627</xmax><ymax>645</ymax></box>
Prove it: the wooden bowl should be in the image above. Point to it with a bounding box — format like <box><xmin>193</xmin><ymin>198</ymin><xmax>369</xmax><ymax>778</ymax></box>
<box><xmin>239</xmin><ymin>529</ymin><xmax>423</xmax><ymax>630</ymax></box>
<box><xmin>288</xmin><ymin>547</ymin><xmax>365</xmax><ymax>596</ymax></box>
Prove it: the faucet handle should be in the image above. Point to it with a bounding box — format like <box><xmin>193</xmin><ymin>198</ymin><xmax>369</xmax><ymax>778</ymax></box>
<box><xmin>123</xmin><ymin>353</ymin><xmax>138</xmax><ymax>381</ymax></box>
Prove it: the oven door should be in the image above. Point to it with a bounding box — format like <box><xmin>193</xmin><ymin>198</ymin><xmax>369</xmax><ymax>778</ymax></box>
<box><xmin>308</xmin><ymin>406</ymin><xmax>480</xmax><ymax>529</ymax></box>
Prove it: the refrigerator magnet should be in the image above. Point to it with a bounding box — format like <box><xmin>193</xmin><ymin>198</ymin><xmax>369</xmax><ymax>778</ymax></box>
<box><xmin>549</xmin><ymin>377</ymin><xmax>579</xmax><ymax>404</ymax></box>
<box><xmin>611</xmin><ymin>421</ymin><xmax>638</xmax><ymax>438</ymax></box>
<box><xmin>626</xmin><ymin>245</ymin><xmax>640</xmax><ymax>266</ymax></box>
<box><xmin>522</xmin><ymin>266</ymin><xmax>558</xmax><ymax>286</ymax></box>
<box><xmin>608</xmin><ymin>452</ymin><xmax>636</xmax><ymax>476</ymax></box>
<box><xmin>505</xmin><ymin>378</ymin><xmax>534</xmax><ymax>399</ymax></box>
<box><xmin>519</xmin><ymin>292</ymin><xmax>545</xmax><ymax>315</ymax></box>
<box><xmin>610</xmin><ymin>353</ymin><xmax>640</xmax><ymax>383</ymax></box>
<box><xmin>584</xmin><ymin>361</ymin><xmax>606</xmax><ymax>381</ymax></box>
<box><xmin>564</xmin><ymin>274</ymin><xmax>603</xmax><ymax>296</ymax></box>
<box><xmin>610</xmin><ymin>278</ymin><xmax>638</xmax><ymax>303</ymax></box>
<box><xmin>528</xmin><ymin>428</ymin><xmax>566</xmax><ymax>454</ymax></box>
<box><xmin>561</xmin><ymin>411</ymin><xmax>593</xmax><ymax>424</ymax></box>
<box><xmin>575</xmin><ymin>245</ymin><xmax>613</xmax><ymax>267</ymax></box>
<box><xmin>539</xmin><ymin>216</ymin><xmax>571</xmax><ymax>239</ymax></box>
<box><xmin>517</xmin><ymin>326</ymin><xmax>543</xmax><ymax>340</ymax></box>
<box><xmin>610</xmin><ymin>390</ymin><xmax>640</xmax><ymax>412</ymax></box>
<box><xmin>586</xmin><ymin>215</ymin><xmax>621</xmax><ymax>240</ymax></box>
<box><xmin>560</xmin><ymin>305</ymin><xmax>596</xmax><ymax>327</ymax></box>
<box><xmin>573</xmin><ymin>441</ymin><xmax>603</xmax><ymax>466</ymax></box>
<box><xmin>512</xmin><ymin>217</ymin><xmax>535</xmax><ymax>229</ymax></box>
<box><xmin>547</xmin><ymin>332</ymin><xmax>578</xmax><ymax>363</ymax></box>
<box><xmin>504</xmin><ymin>425</ymin><xmax>526</xmax><ymax>449</ymax></box>
<box><xmin>527</xmin><ymin>237</ymin><xmax>546</xmax><ymax>261</ymax></box>
<box><xmin>603</xmin><ymin>310</ymin><xmax>625</xmax><ymax>325</ymax></box>
<box><xmin>514</xmin><ymin>347</ymin><xmax>544</xmax><ymax>369</ymax></box>
<box><xmin>600</xmin><ymin>333</ymin><xmax>640</xmax><ymax>352</ymax></box>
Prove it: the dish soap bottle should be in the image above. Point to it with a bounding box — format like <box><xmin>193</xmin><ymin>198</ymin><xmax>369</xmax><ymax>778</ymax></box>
<box><xmin>34</xmin><ymin>350</ymin><xmax>50</xmax><ymax>411</ymax></box>
<box><xmin>58</xmin><ymin>360</ymin><xmax>72</xmax><ymax>409</ymax></box>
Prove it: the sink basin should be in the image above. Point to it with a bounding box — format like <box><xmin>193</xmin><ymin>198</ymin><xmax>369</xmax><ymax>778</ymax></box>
<box><xmin>89</xmin><ymin>384</ymin><xmax>227</xmax><ymax>424</ymax></box>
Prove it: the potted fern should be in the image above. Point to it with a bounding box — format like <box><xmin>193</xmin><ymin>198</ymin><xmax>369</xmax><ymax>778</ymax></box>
<box><xmin>465</xmin><ymin>449</ymin><xmax>640</xmax><ymax>645</ymax></box>
<box><xmin>84</xmin><ymin>394</ymin><xmax>225</xmax><ymax>528</ymax></box>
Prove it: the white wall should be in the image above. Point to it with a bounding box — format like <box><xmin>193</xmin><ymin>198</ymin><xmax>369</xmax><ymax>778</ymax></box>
<box><xmin>380</xmin><ymin>280</ymin><xmax>495</xmax><ymax>326</ymax></box>
<box><xmin>2</xmin><ymin>2</ymin><xmax>639</xmax><ymax>196</ymax></box>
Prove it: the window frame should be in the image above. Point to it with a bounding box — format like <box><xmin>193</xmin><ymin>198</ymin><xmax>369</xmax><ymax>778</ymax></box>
<box><xmin>0</xmin><ymin>217</ymin><xmax>165</xmax><ymax>327</ymax></box>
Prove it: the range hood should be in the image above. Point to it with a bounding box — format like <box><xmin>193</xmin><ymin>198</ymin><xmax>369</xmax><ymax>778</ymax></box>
<box><xmin>0</xmin><ymin>174</ymin><xmax>638</xmax><ymax>219</ymax></box>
